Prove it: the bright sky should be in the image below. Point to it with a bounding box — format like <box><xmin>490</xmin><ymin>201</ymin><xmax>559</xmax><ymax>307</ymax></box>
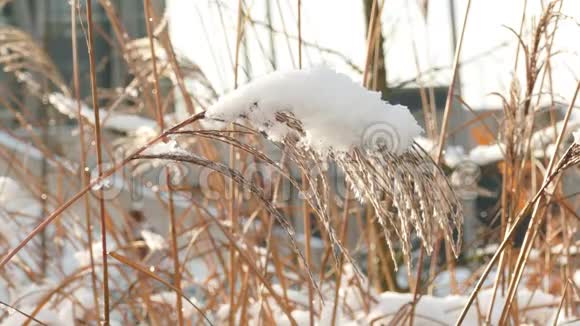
<box><xmin>168</xmin><ymin>0</ymin><xmax>580</xmax><ymax>110</ymax></box>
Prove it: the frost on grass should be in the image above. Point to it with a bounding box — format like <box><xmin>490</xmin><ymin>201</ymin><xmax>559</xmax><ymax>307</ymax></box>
<box><xmin>123</xmin><ymin>134</ymin><xmax>193</xmax><ymax>175</ymax></box>
<box><xmin>206</xmin><ymin>66</ymin><xmax>463</xmax><ymax>264</ymax></box>
<box><xmin>142</xmin><ymin>138</ymin><xmax>190</xmax><ymax>156</ymax></box>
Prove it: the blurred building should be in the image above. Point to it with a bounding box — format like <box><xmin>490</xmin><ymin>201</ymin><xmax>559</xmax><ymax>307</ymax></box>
<box><xmin>0</xmin><ymin>1</ymin><xmax>164</xmax><ymax>99</ymax></box>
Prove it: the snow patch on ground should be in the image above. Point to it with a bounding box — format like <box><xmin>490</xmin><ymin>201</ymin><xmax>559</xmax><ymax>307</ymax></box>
<box><xmin>211</xmin><ymin>267</ymin><xmax>564</xmax><ymax>326</ymax></box>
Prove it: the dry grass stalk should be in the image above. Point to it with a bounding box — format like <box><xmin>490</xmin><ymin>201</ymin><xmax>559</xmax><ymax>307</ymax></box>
<box><xmin>0</xmin><ymin>27</ymin><xmax>67</xmax><ymax>95</ymax></box>
<box><xmin>85</xmin><ymin>0</ymin><xmax>110</xmax><ymax>323</ymax></box>
<box><xmin>70</xmin><ymin>0</ymin><xmax>100</xmax><ymax>318</ymax></box>
<box><xmin>456</xmin><ymin>92</ymin><xmax>580</xmax><ymax>325</ymax></box>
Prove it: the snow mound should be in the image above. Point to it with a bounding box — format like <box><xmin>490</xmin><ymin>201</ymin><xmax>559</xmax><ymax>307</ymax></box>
<box><xmin>206</xmin><ymin>66</ymin><xmax>422</xmax><ymax>156</ymax></box>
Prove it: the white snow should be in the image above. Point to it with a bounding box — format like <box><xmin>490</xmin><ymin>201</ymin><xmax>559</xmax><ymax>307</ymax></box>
<box><xmin>550</xmin><ymin>242</ymin><xmax>579</xmax><ymax>256</ymax></box>
<box><xmin>416</xmin><ymin>110</ymin><xmax>580</xmax><ymax>168</ymax></box>
<box><xmin>414</xmin><ymin>136</ymin><xmax>505</xmax><ymax>167</ymax></box>
<box><xmin>1</xmin><ymin>305</ymin><xmax>68</xmax><ymax>326</ymax></box>
<box><xmin>0</xmin><ymin>131</ymin><xmax>76</xmax><ymax>173</ymax></box>
<box><xmin>296</xmin><ymin>233</ymin><xmax>325</xmax><ymax>249</ymax></box>
<box><xmin>431</xmin><ymin>268</ymin><xmax>472</xmax><ymax>297</ymax></box>
<box><xmin>142</xmin><ymin>139</ymin><xmax>189</xmax><ymax>156</ymax></box>
<box><xmin>149</xmin><ymin>291</ymin><xmax>201</xmax><ymax>319</ymax></box>
<box><xmin>530</xmin><ymin>109</ymin><xmax>580</xmax><ymax>149</ymax></box>
<box><xmin>47</xmin><ymin>93</ymin><xmax>157</xmax><ymax>133</ymax></box>
<box><xmin>467</xmin><ymin>143</ymin><xmax>505</xmax><ymax>166</ymax></box>
<box><xmin>206</xmin><ymin>66</ymin><xmax>422</xmax><ymax>156</ymax></box>
<box><xmin>443</xmin><ymin>145</ymin><xmax>467</xmax><ymax>168</ymax></box>
<box><xmin>414</xmin><ymin>136</ymin><xmax>434</xmax><ymax>152</ymax></box>
<box><xmin>73</xmin><ymin>242</ymin><xmax>104</xmax><ymax>267</ymax></box>
<box><xmin>140</xmin><ymin>229</ymin><xmax>167</xmax><ymax>251</ymax></box>
<box><xmin>90</xmin><ymin>173</ymin><xmax>113</xmax><ymax>192</ymax></box>
<box><xmin>210</xmin><ymin>262</ymin><xmax>563</xmax><ymax>326</ymax></box>
<box><xmin>365</xmin><ymin>288</ymin><xmax>559</xmax><ymax>325</ymax></box>
<box><xmin>0</xmin><ymin>177</ymin><xmax>40</xmax><ymax>217</ymax></box>
<box><xmin>0</xmin><ymin>132</ymin><xmax>43</xmax><ymax>161</ymax></box>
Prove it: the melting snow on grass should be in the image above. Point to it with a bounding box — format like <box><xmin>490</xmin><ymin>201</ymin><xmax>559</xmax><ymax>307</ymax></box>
<box><xmin>206</xmin><ymin>66</ymin><xmax>422</xmax><ymax>156</ymax></box>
